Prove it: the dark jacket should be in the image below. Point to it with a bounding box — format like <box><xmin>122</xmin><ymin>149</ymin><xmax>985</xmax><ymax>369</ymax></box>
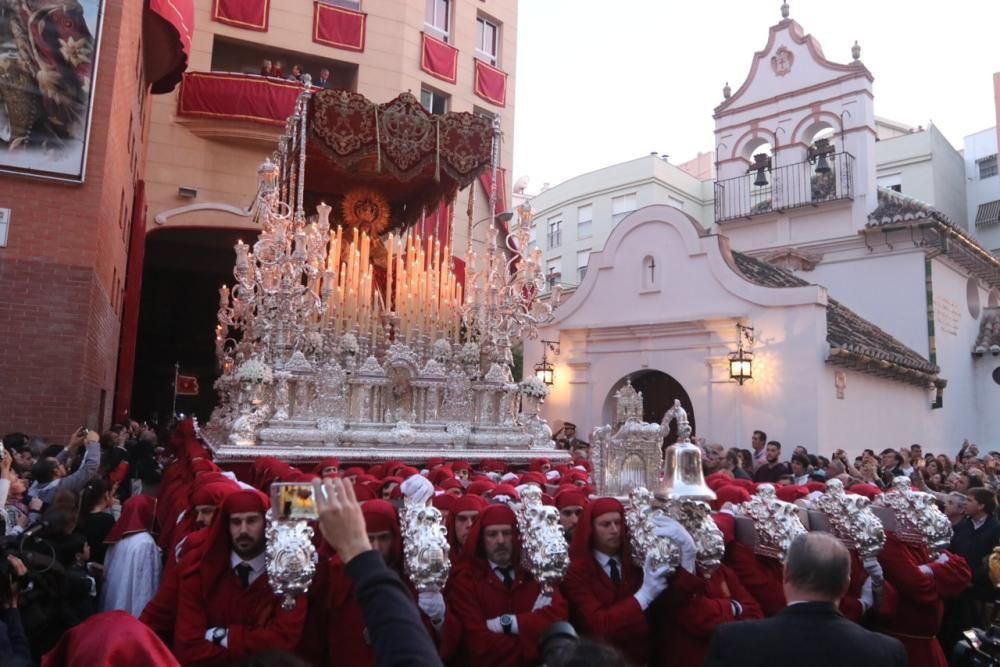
<box><xmin>705</xmin><ymin>601</ymin><xmax>906</xmax><ymax>667</ymax></box>
<box><xmin>0</xmin><ymin>608</ymin><xmax>31</xmax><ymax>665</ymax></box>
<box><xmin>950</xmin><ymin>515</ymin><xmax>1000</xmax><ymax>600</ymax></box>
<box><xmin>345</xmin><ymin>550</ymin><xmax>443</xmax><ymax>667</ymax></box>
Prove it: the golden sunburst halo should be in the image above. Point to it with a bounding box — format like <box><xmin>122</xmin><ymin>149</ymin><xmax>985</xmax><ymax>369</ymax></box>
<box><xmin>341</xmin><ymin>188</ymin><xmax>391</xmax><ymax>237</ymax></box>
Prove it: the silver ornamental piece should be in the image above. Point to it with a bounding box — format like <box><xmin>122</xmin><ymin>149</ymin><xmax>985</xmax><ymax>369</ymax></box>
<box><xmin>591</xmin><ymin>381</ymin><xmax>665</xmax><ymax>497</ymax></box>
<box><xmin>875</xmin><ymin>476</ymin><xmax>952</xmax><ymax>557</ymax></box>
<box><xmin>515</xmin><ymin>486</ymin><xmax>569</xmax><ymax>595</ymax></box>
<box><xmin>813</xmin><ymin>479</ymin><xmax>886</xmax><ymax>560</ymax></box>
<box><xmin>265</xmin><ymin>509</ymin><xmax>318</xmax><ymax>610</ymax></box>
<box><xmin>664</xmin><ymin>498</ymin><xmax>725</xmax><ymax>577</ymax></box>
<box><xmin>400</xmin><ymin>496</ymin><xmax>451</xmax><ymax>593</ymax></box>
<box><xmin>625</xmin><ymin>487</ymin><xmax>681</xmax><ymax>574</ymax></box>
<box><xmin>658</xmin><ymin>400</ymin><xmax>716</xmax><ymax>502</ymax></box>
<box><xmin>736</xmin><ymin>484</ymin><xmax>807</xmax><ymax>562</ymax></box>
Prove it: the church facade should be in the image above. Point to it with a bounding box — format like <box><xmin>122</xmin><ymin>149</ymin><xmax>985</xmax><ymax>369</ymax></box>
<box><xmin>529</xmin><ymin>9</ymin><xmax>1000</xmax><ymax>456</ymax></box>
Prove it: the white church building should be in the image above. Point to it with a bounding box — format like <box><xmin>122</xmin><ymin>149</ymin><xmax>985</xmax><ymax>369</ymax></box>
<box><xmin>528</xmin><ymin>7</ymin><xmax>1000</xmax><ymax>457</ymax></box>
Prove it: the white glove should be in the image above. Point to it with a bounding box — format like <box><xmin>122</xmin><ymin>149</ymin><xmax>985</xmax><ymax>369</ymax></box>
<box><xmin>400</xmin><ymin>475</ymin><xmax>434</xmax><ymax>506</ymax></box>
<box><xmin>418</xmin><ymin>591</ymin><xmax>446</xmax><ymax>626</ymax></box>
<box><xmin>862</xmin><ymin>558</ymin><xmax>884</xmax><ymax>585</ymax></box>
<box><xmin>918</xmin><ymin>564</ymin><xmax>934</xmax><ymax>577</ymax></box>
<box><xmin>634</xmin><ymin>554</ymin><xmax>671</xmax><ymax>610</ymax></box>
<box><xmin>545</xmin><ymin>470</ymin><xmax>560</xmax><ymax>482</ymax></box>
<box><xmin>532</xmin><ymin>593</ymin><xmax>551</xmax><ymax>611</ymax></box>
<box><xmin>486</xmin><ymin>472</ymin><xmax>501</xmax><ymax>483</ymax></box>
<box><xmin>859</xmin><ymin>576</ymin><xmax>874</xmax><ymax>612</ymax></box>
<box><xmin>936</xmin><ymin>552</ymin><xmax>950</xmax><ymax>565</ymax></box>
<box><xmin>501</xmin><ymin>472</ymin><xmax>519</xmax><ymax>484</ymax></box>
<box><xmin>515</xmin><ymin>484</ymin><xmax>534</xmax><ymax>499</ymax></box>
<box><xmin>650</xmin><ymin>515</ymin><xmax>697</xmax><ymax>574</ymax></box>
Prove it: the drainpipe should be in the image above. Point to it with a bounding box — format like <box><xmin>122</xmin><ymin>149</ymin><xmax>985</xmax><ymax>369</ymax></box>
<box><xmin>924</xmin><ymin>258</ymin><xmax>944</xmax><ymax>409</ymax></box>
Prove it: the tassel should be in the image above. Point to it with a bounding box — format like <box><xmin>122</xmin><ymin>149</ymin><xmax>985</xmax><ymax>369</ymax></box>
<box><xmin>375</xmin><ymin>106</ymin><xmax>382</xmax><ymax>173</ymax></box>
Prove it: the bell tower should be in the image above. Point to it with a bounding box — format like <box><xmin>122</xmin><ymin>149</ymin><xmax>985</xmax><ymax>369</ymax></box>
<box><xmin>712</xmin><ymin>3</ymin><xmax>875</xmax><ymax>251</ymax></box>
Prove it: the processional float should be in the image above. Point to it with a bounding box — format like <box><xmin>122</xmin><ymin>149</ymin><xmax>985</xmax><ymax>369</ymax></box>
<box><xmin>201</xmin><ymin>80</ymin><xmax>567</xmax><ymax>466</ymax></box>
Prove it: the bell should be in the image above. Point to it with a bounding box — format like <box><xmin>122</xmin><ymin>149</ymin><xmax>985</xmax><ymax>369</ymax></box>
<box><xmin>656</xmin><ymin>399</ymin><xmax>716</xmax><ymax>501</ymax></box>
<box><xmin>753</xmin><ymin>166</ymin><xmax>769</xmax><ymax>187</ymax></box>
<box><xmin>658</xmin><ymin>442</ymin><xmax>717</xmax><ymax>501</ymax></box>
<box><xmin>814</xmin><ymin>154</ymin><xmax>831</xmax><ymax>174</ymax></box>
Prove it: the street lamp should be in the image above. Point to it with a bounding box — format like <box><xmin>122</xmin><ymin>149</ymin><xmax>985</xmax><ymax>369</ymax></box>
<box><xmin>534</xmin><ymin>339</ymin><xmax>560</xmax><ymax>386</ymax></box>
<box><xmin>729</xmin><ymin>324</ymin><xmax>754</xmax><ymax>385</ymax></box>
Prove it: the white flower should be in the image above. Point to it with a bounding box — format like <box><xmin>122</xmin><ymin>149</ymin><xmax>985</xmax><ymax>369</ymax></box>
<box><xmin>339</xmin><ymin>333</ymin><xmax>359</xmax><ymax>356</ymax></box>
<box><xmin>235</xmin><ymin>358</ymin><xmax>274</xmax><ymax>384</ymax></box>
<box><xmin>459</xmin><ymin>342</ymin><xmax>481</xmax><ymax>366</ymax></box>
<box><xmin>520</xmin><ymin>376</ymin><xmax>550</xmax><ymax>400</ymax></box>
<box><xmin>432</xmin><ymin>339</ymin><xmax>452</xmax><ymax>363</ymax></box>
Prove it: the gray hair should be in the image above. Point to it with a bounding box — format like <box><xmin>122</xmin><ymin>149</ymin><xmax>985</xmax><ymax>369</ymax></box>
<box><xmin>784</xmin><ymin>532</ymin><xmax>850</xmax><ymax>599</ymax></box>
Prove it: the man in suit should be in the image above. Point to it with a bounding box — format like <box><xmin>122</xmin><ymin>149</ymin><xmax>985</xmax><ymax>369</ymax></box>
<box><xmin>705</xmin><ymin>531</ymin><xmax>906</xmax><ymax>667</ymax></box>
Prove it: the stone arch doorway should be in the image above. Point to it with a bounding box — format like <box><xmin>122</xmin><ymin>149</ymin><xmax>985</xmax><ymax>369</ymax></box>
<box><xmin>602</xmin><ymin>370</ymin><xmax>696</xmax><ymax>446</ymax></box>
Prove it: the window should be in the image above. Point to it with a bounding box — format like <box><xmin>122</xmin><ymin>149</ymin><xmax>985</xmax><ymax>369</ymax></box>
<box><xmin>420</xmin><ymin>87</ymin><xmax>449</xmax><ymax>115</ymax></box>
<box><xmin>528</xmin><ymin>223</ymin><xmax>536</xmax><ymax>247</ymax></box>
<box><xmin>577</xmin><ymin>250</ymin><xmax>590</xmax><ymax>283</ymax></box>
<box><xmin>475</xmin><ymin>16</ymin><xmax>499</xmax><ymax>65</ymax></box>
<box><xmin>425</xmin><ymin>0</ymin><xmax>450</xmax><ymax>41</ymax></box>
<box><xmin>668</xmin><ymin>195</ymin><xmax>685</xmax><ymax>210</ymax></box>
<box><xmin>546</xmin><ymin>216</ymin><xmax>562</xmax><ymax>248</ymax></box>
<box><xmin>321</xmin><ymin>0</ymin><xmax>361</xmax><ymax>8</ymax></box>
<box><xmin>577</xmin><ymin>204</ymin><xmax>592</xmax><ymax>239</ymax></box>
<box><xmin>611</xmin><ymin>193</ymin><xmax>637</xmax><ymax>224</ymax></box>
<box><xmin>546</xmin><ymin>259</ymin><xmax>561</xmax><ymax>289</ymax></box>
<box><xmin>979</xmin><ymin>155</ymin><xmax>998</xmax><ymax>180</ymax></box>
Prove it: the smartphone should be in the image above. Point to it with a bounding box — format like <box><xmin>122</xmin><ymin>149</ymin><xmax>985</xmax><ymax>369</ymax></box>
<box><xmin>271</xmin><ymin>482</ymin><xmax>318</xmax><ymax>521</ymax></box>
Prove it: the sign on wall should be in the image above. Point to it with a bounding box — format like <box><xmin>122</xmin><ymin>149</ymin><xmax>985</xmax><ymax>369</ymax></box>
<box><xmin>0</xmin><ymin>0</ymin><xmax>104</xmax><ymax>182</ymax></box>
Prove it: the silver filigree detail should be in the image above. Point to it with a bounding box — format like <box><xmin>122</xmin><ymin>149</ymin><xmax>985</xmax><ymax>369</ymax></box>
<box><xmin>626</xmin><ymin>486</ymin><xmax>680</xmax><ymax>574</ymax></box>
<box><xmin>515</xmin><ymin>486</ymin><xmax>568</xmax><ymax>595</ymax></box>
<box><xmin>813</xmin><ymin>479</ymin><xmax>886</xmax><ymax>560</ymax></box>
<box><xmin>400</xmin><ymin>497</ymin><xmax>451</xmax><ymax>592</ymax></box>
<box><xmin>265</xmin><ymin>510</ymin><xmax>318</xmax><ymax>610</ymax></box>
<box><xmin>736</xmin><ymin>484</ymin><xmax>807</xmax><ymax>562</ymax></box>
<box><xmin>875</xmin><ymin>476</ymin><xmax>952</xmax><ymax>556</ymax></box>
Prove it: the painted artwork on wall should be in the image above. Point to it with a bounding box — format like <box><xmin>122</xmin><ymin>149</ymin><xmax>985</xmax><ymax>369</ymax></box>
<box><xmin>0</xmin><ymin>0</ymin><xmax>104</xmax><ymax>182</ymax></box>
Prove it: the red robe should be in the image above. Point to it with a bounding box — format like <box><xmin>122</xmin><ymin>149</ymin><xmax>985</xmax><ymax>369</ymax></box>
<box><xmin>561</xmin><ymin>552</ymin><xmax>647</xmax><ymax>664</ymax></box>
<box><xmin>447</xmin><ymin>559</ymin><xmax>569</xmax><ymax>667</ymax></box>
<box><xmin>172</xmin><ymin>563</ymin><xmax>307</xmax><ymax>666</ymax></box>
<box><xmin>301</xmin><ymin>556</ymin><xmax>461</xmax><ymax>666</ymax></box>
<box><xmin>839</xmin><ymin>549</ymin><xmax>899</xmax><ymax>623</ymax></box>
<box><xmin>877</xmin><ymin>534</ymin><xmax>971</xmax><ymax>667</ymax></box>
<box><xmin>654</xmin><ymin>564</ymin><xmax>763</xmax><ymax>666</ymax></box>
<box><xmin>723</xmin><ymin>541</ymin><xmax>786</xmax><ymax>617</ymax></box>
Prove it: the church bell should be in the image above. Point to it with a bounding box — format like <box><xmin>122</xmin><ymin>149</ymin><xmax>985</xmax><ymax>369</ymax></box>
<box><xmin>655</xmin><ymin>400</ymin><xmax>716</xmax><ymax>501</ymax></box>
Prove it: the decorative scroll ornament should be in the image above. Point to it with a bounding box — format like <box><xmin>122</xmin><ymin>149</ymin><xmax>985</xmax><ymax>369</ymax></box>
<box><xmin>875</xmin><ymin>476</ymin><xmax>952</xmax><ymax>556</ymax></box>
<box><xmin>400</xmin><ymin>496</ymin><xmax>451</xmax><ymax>593</ymax></box>
<box><xmin>625</xmin><ymin>486</ymin><xmax>681</xmax><ymax>574</ymax></box>
<box><xmin>341</xmin><ymin>188</ymin><xmax>391</xmax><ymax>237</ymax></box>
<box><xmin>664</xmin><ymin>498</ymin><xmax>725</xmax><ymax>577</ymax></box>
<box><xmin>813</xmin><ymin>479</ymin><xmax>886</xmax><ymax>560</ymax></box>
<box><xmin>515</xmin><ymin>486</ymin><xmax>569</xmax><ymax>595</ymax></box>
<box><xmin>736</xmin><ymin>484</ymin><xmax>807</xmax><ymax>562</ymax></box>
<box><xmin>265</xmin><ymin>510</ymin><xmax>318</xmax><ymax>610</ymax></box>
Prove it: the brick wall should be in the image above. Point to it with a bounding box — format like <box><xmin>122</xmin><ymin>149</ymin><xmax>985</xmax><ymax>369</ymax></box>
<box><xmin>0</xmin><ymin>0</ymin><xmax>148</xmax><ymax>440</ymax></box>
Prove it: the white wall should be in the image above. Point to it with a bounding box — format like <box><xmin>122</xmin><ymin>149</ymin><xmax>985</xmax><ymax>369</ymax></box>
<box><xmin>973</xmin><ymin>359</ymin><xmax>1000</xmax><ymax>449</ymax></box>
<box><xmin>964</xmin><ymin>126</ymin><xmax>1000</xmax><ymax>252</ymax></box>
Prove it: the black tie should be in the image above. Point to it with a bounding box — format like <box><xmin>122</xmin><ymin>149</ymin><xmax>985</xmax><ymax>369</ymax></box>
<box><xmin>608</xmin><ymin>558</ymin><xmax>622</xmax><ymax>585</ymax></box>
<box><xmin>496</xmin><ymin>566</ymin><xmax>513</xmax><ymax>588</ymax></box>
<box><xmin>236</xmin><ymin>563</ymin><xmax>253</xmax><ymax>589</ymax></box>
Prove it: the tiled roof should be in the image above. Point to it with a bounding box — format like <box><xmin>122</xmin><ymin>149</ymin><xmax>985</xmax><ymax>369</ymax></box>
<box><xmin>974</xmin><ymin>307</ymin><xmax>1000</xmax><ymax>352</ymax></box>
<box><xmin>730</xmin><ymin>251</ymin><xmax>940</xmax><ymax>384</ymax></box>
<box><xmin>868</xmin><ymin>187</ymin><xmax>956</xmax><ymax>227</ymax></box>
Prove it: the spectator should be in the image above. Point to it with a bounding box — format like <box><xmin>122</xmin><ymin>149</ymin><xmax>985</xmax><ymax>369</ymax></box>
<box><xmin>273</xmin><ymin>60</ymin><xmax>285</xmax><ymax>78</ymax></box>
<box><xmin>260</xmin><ymin>59</ymin><xmax>274</xmax><ymax>77</ymax></box>
<box><xmin>288</xmin><ymin>64</ymin><xmax>304</xmax><ymax>82</ymax></box>
<box><xmin>947</xmin><ymin>488</ymin><xmax>1000</xmax><ymax>636</ymax></box>
<box><xmin>750</xmin><ymin>430</ymin><xmax>767</xmax><ymax>472</ymax></box>
<box><xmin>76</xmin><ymin>479</ymin><xmax>118</xmax><ymax>565</ymax></box>
<box><xmin>789</xmin><ymin>453</ymin><xmax>811</xmax><ymax>486</ymax></box>
<box><xmin>0</xmin><ymin>554</ymin><xmax>31</xmax><ymax>665</ymax></box>
<box><xmin>28</xmin><ymin>430</ymin><xmax>100</xmax><ymax>507</ymax></box>
<box><xmin>316</xmin><ymin>68</ymin><xmax>331</xmax><ymax>89</ymax></box>
<box><xmin>722</xmin><ymin>449</ymin><xmax>752</xmax><ymax>480</ymax></box>
<box><xmin>753</xmin><ymin>441</ymin><xmax>789</xmax><ymax>484</ymax></box>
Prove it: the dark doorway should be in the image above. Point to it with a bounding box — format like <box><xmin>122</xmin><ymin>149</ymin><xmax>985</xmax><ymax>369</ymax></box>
<box><xmin>131</xmin><ymin>227</ymin><xmax>258</xmax><ymax>424</ymax></box>
<box><xmin>603</xmin><ymin>370</ymin><xmax>696</xmax><ymax>447</ymax></box>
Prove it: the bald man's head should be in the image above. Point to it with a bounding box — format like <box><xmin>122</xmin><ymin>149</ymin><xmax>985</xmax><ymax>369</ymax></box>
<box><xmin>783</xmin><ymin>532</ymin><xmax>850</xmax><ymax>602</ymax></box>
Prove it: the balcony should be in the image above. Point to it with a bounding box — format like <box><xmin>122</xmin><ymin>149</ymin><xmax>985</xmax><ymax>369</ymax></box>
<box><xmin>714</xmin><ymin>152</ymin><xmax>855</xmax><ymax>223</ymax></box>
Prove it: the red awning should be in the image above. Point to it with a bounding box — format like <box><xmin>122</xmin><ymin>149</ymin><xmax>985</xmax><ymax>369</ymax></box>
<box><xmin>144</xmin><ymin>0</ymin><xmax>194</xmax><ymax>94</ymax></box>
<box><xmin>177</xmin><ymin>72</ymin><xmax>303</xmax><ymax>126</ymax></box>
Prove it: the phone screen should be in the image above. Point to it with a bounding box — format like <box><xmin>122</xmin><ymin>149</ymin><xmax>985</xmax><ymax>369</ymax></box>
<box><xmin>271</xmin><ymin>482</ymin><xmax>318</xmax><ymax>521</ymax></box>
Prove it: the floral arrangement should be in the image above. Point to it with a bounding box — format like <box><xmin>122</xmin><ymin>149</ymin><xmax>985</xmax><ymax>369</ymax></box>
<box><xmin>339</xmin><ymin>333</ymin><xmax>359</xmax><ymax>356</ymax></box>
<box><xmin>520</xmin><ymin>376</ymin><xmax>550</xmax><ymax>400</ymax></box>
<box><xmin>235</xmin><ymin>358</ymin><xmax>274</xmax><ymax>384</ymax></box>
<box><xmin>459</xmin><ymin>342</ymin><xmax>481</xmax><ymax>366</ymax></box>
<box><xmin>432</xmin><ymin>338</ymin><xmax>452</xmax><ymax>364</ymax></box>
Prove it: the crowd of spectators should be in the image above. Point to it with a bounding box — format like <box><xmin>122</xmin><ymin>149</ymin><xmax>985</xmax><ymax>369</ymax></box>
<box><xmin>259</xmin><ymin>59</ymin><xmax>332</xmax><ymax>89</ymax></box>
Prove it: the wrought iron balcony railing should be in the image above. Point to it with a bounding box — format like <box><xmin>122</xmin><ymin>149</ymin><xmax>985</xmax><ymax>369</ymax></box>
<box><xmin>714</xmin><ymin>151</ymin><xmax>855</xmax><ymax>223</ymax></box>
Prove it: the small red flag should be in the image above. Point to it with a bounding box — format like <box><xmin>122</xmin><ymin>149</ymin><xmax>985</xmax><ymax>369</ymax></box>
<box><xmin>176</xmin><ymin>374</ymin><xmax>200</xmax><ymax>396</ymax></box>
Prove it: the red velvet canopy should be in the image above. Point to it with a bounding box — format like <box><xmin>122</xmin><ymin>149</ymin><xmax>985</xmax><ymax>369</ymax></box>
<box><xmin>304</xmin><ymin>89</ymin><xmax>495</xmax><ymax>233</ymax></box>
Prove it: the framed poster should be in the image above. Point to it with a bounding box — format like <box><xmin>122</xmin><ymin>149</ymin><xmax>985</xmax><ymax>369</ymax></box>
<box><xmin>0</xmin><ymin>0</ymin><xmax>105</xmax><ymax>182</ymax></box>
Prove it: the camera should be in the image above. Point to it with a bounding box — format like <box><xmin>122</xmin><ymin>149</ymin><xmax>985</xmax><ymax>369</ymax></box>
<box><xmin>954</xmin><ymin>625</ymin><xmax>1000</xmax><ymax>667</ymax></box>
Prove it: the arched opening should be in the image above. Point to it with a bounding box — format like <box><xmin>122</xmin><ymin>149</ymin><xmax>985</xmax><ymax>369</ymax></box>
<box><xmin>602</xmin><ymin>369</ymin><xmax>696</xmax><ymax>449</ymax></box>
<box><xmin>131</xmin><ymin>226</ymin><xmax>259</xmax><ymax>422</ymax></box>
<box><xmin>801</xmin><ymin>121</ymin><xmax>837</xmax><ymax>150</ymax></box>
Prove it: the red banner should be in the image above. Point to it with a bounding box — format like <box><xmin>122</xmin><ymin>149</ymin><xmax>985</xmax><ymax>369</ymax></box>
<box><xmin>177</xmin><ymin>72</ymin><xmax>302</xmax><ymax>126</ymax></box>
<box><xmin>478</xmin><ymin>167</ymin><xmax>507</xmax><ymax>216</ymax></box>
<box><xmin>212</xmin><ymin>0</ymin><xmax>269</xmax><ymax>32</ymax></box>
<box><xmin>313</xmin><ymin>2</ymin><xmax>366</xmax><ymax>52</ymax></box>
<box><xmin>474</xmin><ymin>59</ymin><xmax>507</xmax><ymax>107</ymax></box>
<box><xmin>176</xmin><ymin>375</ymin><xmax>200</xmax><ymax>396</ymax></box>
<box><xmin>419</xmin><ymin>201</ymin><xmax>453</xmax><ymax>246</ymax></box>
<box><xmin>420</xmin><ymin>33</ymin><xmax>458</xmax><ymax>84</ymax></box>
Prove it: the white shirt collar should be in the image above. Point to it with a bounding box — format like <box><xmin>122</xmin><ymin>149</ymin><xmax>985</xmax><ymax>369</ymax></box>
<box><xmin>488</xmin><ymin>559</ymin><xmax>514</xmax><ymax>583</ymax></box>
<box><xmin>973</xmin><ymin>515</ymin><xmax>988</xmax><ymax>530</ymax></box>
<box><xmin>230</xmin><ymin>551</ymin><xmax>267</xmax><ymax>586</ymax></box>
<box><xmin>592</xmin><ymin>549</ymin><xmax>622</xmax><ymax>577</ymax></box>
